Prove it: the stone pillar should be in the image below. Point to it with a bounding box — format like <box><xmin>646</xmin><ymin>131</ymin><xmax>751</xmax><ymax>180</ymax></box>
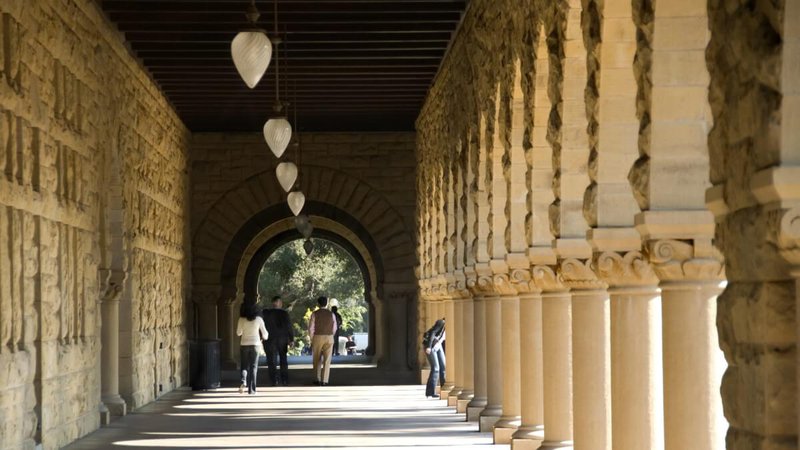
<box><xmin>480</xmin><ymin>292</ymin><xmax>503</xmax><ymax>431</ymax></box>
<box><xmin>440</xmin><ymin>295</ymin><xmax>456</xmax><ymax>398</ymax></box>
<box><xmin>494</xmin><ymin>286</ymin><xmax>522</xmax><ymax>443</ymax></box>
<box><xmin>220</xmin><ymin>300</ymin><xmax>238</xmax><ymax>369</ymax></box>
<box><xmin>457</xmin><ymin>292</ymin><xmax>475</xmax><ymax>413</ymax></box>
<box><xmin>194</xmin><ymin>289</ymin><xmax>219</xmax><ymax>341</ymax></box>
<box><xmin>537</xmin><ymin>267</ymin><xmax>573</xmax><ymax>449</ymax></box>
<box><xmin>597</xmin><ymin>251</ymin><xmax>663</xmax><ymax>450</ymax></box>
<box><xmin>448</xmin><ymin>290</ymin><xmax>464</xmax><ymax>406</ymax></box>
<box><xmin>511</xmin><ymin>273</ymin><xmax>544</xmax><ymax>450</ymax></box>
<box><xmin>560</xmin><ymin>259</ymin><xmax>610</xmax><ymax>450</ymax></box>
<box><xmin>466</xmin><ymin>275</ymin><xmax>488</xmax><ymax>421</ymax></box>
<box><xmin>100</xmin><ymin>269</ymin><xmax>127</xmax><ymax>417</ymax></box>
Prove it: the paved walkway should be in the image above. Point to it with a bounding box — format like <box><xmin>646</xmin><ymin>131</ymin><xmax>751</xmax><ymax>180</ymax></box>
<box><xmin>66</xmin><ymin>385</ymin><xmax>505</xmax><ymax>449</ymax></box>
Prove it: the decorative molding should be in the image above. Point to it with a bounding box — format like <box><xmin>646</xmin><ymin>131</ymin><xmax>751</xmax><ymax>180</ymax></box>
<box><xmin>532</xmin><ymin>264</ymin><xmax>566</xmax><ymax>292</ymax></box>
<box><xmin>510</xmin><ymin>268</ymin><xmax>540</xmax><ymax>294</ymax></box>
<box><xmin>647</xmin><ymin>239</ymin><xmax>724</xmax><ymax>282</ymax></box>
<box><xmin>778</xmin><ymin>206</ymin><xmax>800</xmax><ymax>268</ymax></box>
<box><xmin>595</xmin><ymin>251</ymin><xmax>658</xmax><ymax>287</ymax></box>
<box><xmin>559</xmin><ymin>258</ymin><xmax>607</xmax><ymax>291</ymax></box>
<box><xmin>98</xmin><ymin>268</ymin><xmax>127</xmax><ymax>303</ymax></box>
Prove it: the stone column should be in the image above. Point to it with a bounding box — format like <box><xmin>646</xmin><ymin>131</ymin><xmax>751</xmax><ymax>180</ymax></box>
<box><xmin>457</xmin><ymin>290</ymin><xmax>475</xmax><ymax>413</ymax></box>
<box><xmin>440</xmin><ymin>295</ymin><xmax>456</xmax><ymax>398</ymax></box>
<box><xmin>194</xmin><ymin>289</ymin><xmax>219</xmax><ymax>341</ymax></box>
<box><xmin>100</xmin><ymin>269</ymin><xmax>127</xmax><ymax>417</ymax></box>
<box><xmin>220</xmin><ymin>299</ymin><xmax>238</xmax><ymax>369</ymax></box>
<box><xmin>511</xmin><ymin>272</ymin><xmax>544</xmax><ymax>449</ymax></box>
<box><xmin>479</xmin><ymin>290</ymin><xmax>503</xmax><ymax>431</ymax></box>
<box><xmin>447</xmin><ymin>289</ymin><xmax>464</xmax><ymax>406</ymax></box>
<box><xmin>536</xmin><ymin>267</ymin><xmax>573</xmax><ymax>449</ymax></box>
<box><xmin>493</xmin><ymin>273</ymin><xmax>521</xmax><ymax>444</ymax></box>
<box><xmin>466</xmin><ymin>269</ymin><xmax>488</xmax><ymax>421</ymax></box>
<box><xmin>560</xmin><ymin>259</ymin><xmax>610</xmax><ymax>450</ymax></box>
<box><xmin>597</xmin><ymin>251</ymin><xmax>663</xmax><ymax>450</ymax></box>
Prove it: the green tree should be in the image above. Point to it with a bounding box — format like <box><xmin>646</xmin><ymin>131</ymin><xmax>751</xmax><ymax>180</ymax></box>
<box><xmin>257</xmin><ymin>238</ymin><xmax>367</xmax><ymax>355</ymax></box>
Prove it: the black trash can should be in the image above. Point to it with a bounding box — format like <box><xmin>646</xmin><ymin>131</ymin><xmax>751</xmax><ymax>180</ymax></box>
<box><xmin>189</xmin><ymin>339</ymin><xmax>221</xmax><ymax>390</ymax></box>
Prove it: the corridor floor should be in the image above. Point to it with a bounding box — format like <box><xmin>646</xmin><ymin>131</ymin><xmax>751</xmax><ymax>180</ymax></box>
<box><xmin>65</xmin><ymin>385</ymin><xmax>505</xmax><ymax>450</ymax></box>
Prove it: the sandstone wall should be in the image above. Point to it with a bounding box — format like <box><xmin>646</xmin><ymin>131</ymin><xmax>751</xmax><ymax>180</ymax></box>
<box><xmin>0</xmin><ymin>1</ymin><xmax>190</xmax><ymax>449</ymax></box>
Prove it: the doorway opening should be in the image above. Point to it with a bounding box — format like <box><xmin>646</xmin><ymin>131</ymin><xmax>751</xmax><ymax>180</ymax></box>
<box><xmin>256</xmin><ymin>237</ymin><xmax>370</xmax><ymax>358</ymax></box>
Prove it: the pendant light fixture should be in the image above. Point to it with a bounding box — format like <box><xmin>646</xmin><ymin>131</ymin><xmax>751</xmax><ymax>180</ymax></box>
<box><xmin>287</xmin><ymin>191</ymin><xmax>305</xmax><ymax>216</ymax></box>
<box><xmin>231</xmin><ymin>0</ymin><xmax>272</xmax><ymax>89</ymax></box>
<box><xmin>303</xmin><ymin>239</ymin><xmax>315</xmax><ymax>256</ymax></box>
<box><xmin>275</xmin><ymin>161</ymin><xmax>297</xmax><ymax>192</ymax></box>
<box><xmin>263</xmin><ymin>0</ymin><xmax>292</xmax><ymax>158</ymax></box>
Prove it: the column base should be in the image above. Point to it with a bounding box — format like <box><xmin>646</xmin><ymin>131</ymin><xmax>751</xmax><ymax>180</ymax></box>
<box><xmin>479</xmin><ymin>405</ymin><xmax>502</xmax><ymax>432</ymax></box>
<box><xmin>98</xmin><ymin>403</ymin><xmax>110</xmax><ymax>426</ymax></box>
<box><xmin>511</xmin><ymin>426</ymin><xmax>544</xmax><ymax>450</ymax></box>
<box><xmin>420</xmin><ymin>368</ymin><xmax>430</xmax><ymax>385</ymax></box>
<box><xmin>440</xmin><ymin>383</ymin><xmax>454</xmax><ymax>399</ymax></box>
<box><xmin>457</xmin><ymin>398</ymin><xmax>471</xmax><ymax>414</ymax></box>
<box><xmin>538</xmin><ymin>440</ymin><xmax>574</xmax><ymax>449</ymax></box>
<box><xmin>466</xmin><ymin>397</ymin><xmax>487</xmax><ymax>422</ymax></box>
<box><xmin>493</xmin><ymin>417</ymin><xmax>521</xmax><ymax>444</ymax></box>
<box><xmin>447</xmin><ymin>388</ymin><xmax>462</xmax><ymax>407</ymax></box>
<box><xmin>102</xmin><ymin>394</ymin><xmax>127</xmax><ymax>417</ymax></box>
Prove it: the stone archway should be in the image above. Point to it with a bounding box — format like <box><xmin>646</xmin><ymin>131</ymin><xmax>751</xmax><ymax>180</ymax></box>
<box><xmin>217</xmin><ymin>212</ymin><xmax>386</xmax><ymax>368</ymax></box>
<box><xmin>192</xmin><ymin>165</ymin><xmax>418</xmax><ymax>370</ymax></box>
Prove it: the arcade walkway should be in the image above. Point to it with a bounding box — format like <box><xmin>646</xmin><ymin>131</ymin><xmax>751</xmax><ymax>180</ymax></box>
<box><xmin>65</xmin><ymin>385</ymin><xmax>502</xmax><ymax>450</ymax></box>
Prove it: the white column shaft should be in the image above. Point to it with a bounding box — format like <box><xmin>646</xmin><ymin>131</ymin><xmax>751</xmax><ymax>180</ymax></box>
<box><xmin>571</xmin><ymin>289</ymin><xmax>611</xmax><ymax>450</ymax></box>
<box><xmin>611</xmin><ymin>287</ymin><xmax>664</xmax><ymax>450</ymax></box>
<box><xmin>662</xmin><ymin>283</ymin><xmax>724</xmax><ymax>450</ymax></box>
<box><xmin>513</xmin><ymin>292</ymin><xmax>544</xmax><ymax>444</ymax></box>
<box><xmin>540</xmin><ymin>291</ymin><xmax>573</xmax><ymax>449</ymax></box>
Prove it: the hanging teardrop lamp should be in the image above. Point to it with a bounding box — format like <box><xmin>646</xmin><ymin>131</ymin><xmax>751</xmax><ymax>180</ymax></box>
<box><xmin>231</xmin><ymin>0</ymin><xmax>272</xmax><ymax>89</ymax></box>
<box><xmin>264</xmin><ymin>101</ymin><xmax>292</xmax><ymax>158</ymax></box>
<box><xmin>275</xmin><ymin>161</ymin><xmax>298</xmax><ymax>192</ymax></box>
<box><xmin>287</xmin><ymin>190</ymin><xmax>305</xmax><ymax>216</ymax></box>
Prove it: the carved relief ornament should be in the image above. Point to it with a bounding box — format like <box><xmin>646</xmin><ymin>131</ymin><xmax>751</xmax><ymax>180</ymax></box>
<box><xmin>559</xmin><ymin>258</ymin><xmax>607</xmax><ymax>291</ymax></box>
<box><xmin>531</xmin><ymin>264</ymin><xmax>567</xmax><ymax>292</ymax></box>
<box><xmin>647</xmin><ymin>239</ymin><xmax>724</xmax><ymax>282</ymax></box>
<box><xmin>778</xmin><ymin>206</ymin><xmax>800</xmax><ymax>271</ymax></box>
<box><xmin>595</xmin><ymin>251</ymin><xmax>658</xmax><ymax>287</ymax></box>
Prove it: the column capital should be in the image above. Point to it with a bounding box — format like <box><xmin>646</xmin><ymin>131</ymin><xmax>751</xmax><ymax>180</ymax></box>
<box><xmin>192</xmin><ymin>286</ymin><xmax>221</xmax><ymax>305</ymax></box>
<box><xmin>447</xmin><ymin>271</ymin><xmax>471</xmax><ymax>299</ymax></box>
<box><xmin>466</xmin><ymin>262</ymin><xmax>518</xmax><ymax>297</ymax></box>
<box><xmin>532</xmin><ymin>264</ymin><xmax>567</xmax><ymax>292</ymax></box>
<box><xmin>99</xmin><ymin>268</ymin><xmax>127</xmax><ymax>303</ymax></box>
<box><xmin>595</xmin><ymin>250</ymin><xmax>658</xmax><ymax>288</ymax></box>
<box><xmin>778</xmin><ymin>205</ymin><xmax>800</xmax><ymax>270</ymax></box>
<box><xmin>559</xmin><ymin>257</ymin><xmax>607</xmax><ymax>291</ymax></box>
<box><xmin>646</xmin><ymin>238</ymin><xmax>725</xmax><ymax>283</ymax></box>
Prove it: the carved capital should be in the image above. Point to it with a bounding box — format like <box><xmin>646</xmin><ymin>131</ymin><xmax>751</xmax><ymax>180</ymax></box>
<box><xmin>99</xmin><ymin>269</ymin><xmax>127</xmax><ymax>303</ymax></box>
<box><xmin>647</xmin><ymin>239</ymin><xmax>725</xmax><ymax>282</ymax></box>
<box><xmin>532</xmin><ymin>264</ymin><xmax>566</xmax><ymax>292</ymax></box>
<box><xmin>193</xmin><ymin>289</ymin><xmax>220</xmax><ymax>305</ymax></box>
<box><xmin>559</xmin><ymin>258</ymin><xmax>607</xmax><ymax>291</ymax></box>
<box><xmin>779</xmin><ymin>206</ymin><xmax>800</xmax><ymax>269</ymax></box>
<box><xmin>595</xmin><ymin>251</ymin><xmax>658</xmax><ymax>287</ymax></box>
<box><xmin>447</xmin><ymin>272</ymin><xmax>471</xmax><ymax>299</ymax></box>
<box><xmin>510</xmin><ymin>268</ymin><xmax>540</xmax><ymax>294</ymax></box>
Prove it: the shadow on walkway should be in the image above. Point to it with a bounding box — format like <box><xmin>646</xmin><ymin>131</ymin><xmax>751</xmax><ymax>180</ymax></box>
<box><xmin>65</xmin><ymin>385</ymin><xmax>506</xmax><ymax>449</ymax></box>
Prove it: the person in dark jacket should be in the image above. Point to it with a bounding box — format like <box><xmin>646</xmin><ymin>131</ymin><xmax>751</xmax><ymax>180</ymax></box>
<box><xmin>331</xmin><ymin>305</ymin><xmax>343</xmax><ymax>355</ymax></box>
<box><xmin>423</xmin><ymin>318</ymin><xmax>446</xmax><ymax>398</ymax></box>
<box><xmin>262</xmin><ymin>295</ymin><xmax>294</xmax><ymax>386</ymax></box>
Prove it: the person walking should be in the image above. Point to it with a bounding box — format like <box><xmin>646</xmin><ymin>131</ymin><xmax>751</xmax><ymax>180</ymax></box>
<box><xmin>331</xmin><ymin>305</ymin><xmax>343</xmax><ymax>356</ymax></box>
<box><xmin>262</xmin><ymin>295</ymin><xmax>294</xmax><ymax>386</ymax></box>
<box><xmin>308</xmin><ymin>296</ymin><xmax>337</xmax><ymax>386</ymax></box>
<box><xmin>423</xmin><ymin>318</ymin><xmax>446</xmax><ymax>398</ymax></box>
<box><xmin>237</xmin><ymin>303</ymin><xmax>268</xmax><ymax>395</ymax></box>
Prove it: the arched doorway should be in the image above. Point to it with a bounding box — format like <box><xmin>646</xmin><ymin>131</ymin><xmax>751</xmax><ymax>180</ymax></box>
<box><xmin>242</xmin><ymin>229</ymin><xmax>375</xmax><ymax>358</ymax></box>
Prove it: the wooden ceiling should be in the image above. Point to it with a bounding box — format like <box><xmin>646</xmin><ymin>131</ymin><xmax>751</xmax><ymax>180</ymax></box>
<box><xmin>100</xmin><ymin>0</ymin><xmax>468</xmax><ymax>132</ymax></box>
